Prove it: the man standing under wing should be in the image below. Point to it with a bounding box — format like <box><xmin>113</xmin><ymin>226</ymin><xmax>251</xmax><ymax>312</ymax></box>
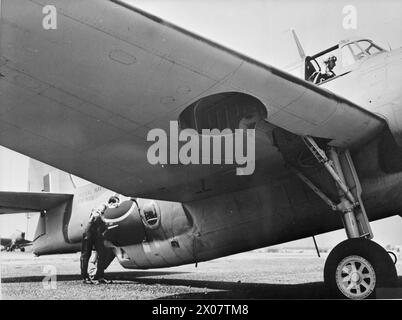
<box><xmin>81</xmin><ymin>196</ymin><xmax>120</xmax><ymax>284</ymax></box>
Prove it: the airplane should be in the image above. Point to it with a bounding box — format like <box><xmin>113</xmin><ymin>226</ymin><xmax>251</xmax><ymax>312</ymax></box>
<box><xmin>0</xmin><ymin>0</ymin><xmax>402</xmax><ymax>299</ymax></box>
<box><xmin>0</xmin><ymin>230</ymin><xmax>32</xmax><ymax>252</ymax></box>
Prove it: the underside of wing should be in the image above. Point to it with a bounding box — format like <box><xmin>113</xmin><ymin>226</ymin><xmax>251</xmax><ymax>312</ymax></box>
<box><xmin>0</xmin><ymin>191</ymin><xmax>73</xmax><ymax>214</ymax></box>
<box><xmin>0</xmin><ymin>0</ymin><xmax>385</xmax><ymax>202</ymax></box>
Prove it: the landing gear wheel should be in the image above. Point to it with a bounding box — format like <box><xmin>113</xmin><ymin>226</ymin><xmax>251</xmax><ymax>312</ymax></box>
<box><xmin>324</xmin><ymin>238</ymin><xmax>397</xmax><ymax>299</ymax></box>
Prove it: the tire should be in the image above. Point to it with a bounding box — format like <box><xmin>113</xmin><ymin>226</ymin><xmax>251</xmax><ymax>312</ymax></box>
<box><xmin>20</xmin><ymin>248</ymin><xmax>25</xmax><ymax>252</ymax></box>
<box><xmin>324</xmin><ymin>238</ymin><xmax>398</xmax><ymax>299</ymax></box>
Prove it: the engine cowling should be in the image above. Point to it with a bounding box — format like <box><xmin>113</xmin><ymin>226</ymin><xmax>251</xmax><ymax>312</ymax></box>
<box><xmin>103</xmin><ymin>200</ymin><xmax>145</xmax><ymax>246</ymax></box>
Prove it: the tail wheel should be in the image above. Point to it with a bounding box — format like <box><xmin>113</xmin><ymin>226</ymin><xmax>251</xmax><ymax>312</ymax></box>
<box><xmin>324</xmin><ymin>238</ymin><xmax>397</xmax><ymax>299</ymax></box>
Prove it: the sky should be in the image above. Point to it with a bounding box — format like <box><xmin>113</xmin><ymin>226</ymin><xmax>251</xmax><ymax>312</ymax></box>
<box><xmin>125</xmin><ymin>0</ymin><xmax>402</xmax><ymax>69</ymax></box>
<box><xmin>0</xmin><ymin>147</ymin><xmax>36</xmax><ymax>240</ymax></box>
<box><xmin>1</xmin><ymin>0</ymin><xmax>402</xmax><ymax>248</ymax></box>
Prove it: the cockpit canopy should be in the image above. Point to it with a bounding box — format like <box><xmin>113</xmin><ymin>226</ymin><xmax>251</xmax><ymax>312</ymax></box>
<box><xmin>305</xmin><ymin>38</ymin><xmax>386</xmax><ymax>84</ymax></box>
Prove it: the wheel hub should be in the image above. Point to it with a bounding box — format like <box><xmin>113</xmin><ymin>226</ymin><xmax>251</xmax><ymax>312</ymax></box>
<box><xmin>350</xmin><ymin>272</ymin><xmax>360</xmax><ymax>283</ymax></box>
<box><xmin>335</xmin><ymin>255</ymin><xmax>376</xmax><ymax>299</ymax></box>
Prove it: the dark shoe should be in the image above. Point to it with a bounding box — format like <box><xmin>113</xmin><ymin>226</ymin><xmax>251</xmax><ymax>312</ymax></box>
<box><xmin>97</xmin><ymin>278</ymin><xmax>112</xmax><ymax>284</ymax></box>
<box><xmin>83</xmin><ymin>278</ymin><xmax>95</xmax><ymax>284</ymax></box>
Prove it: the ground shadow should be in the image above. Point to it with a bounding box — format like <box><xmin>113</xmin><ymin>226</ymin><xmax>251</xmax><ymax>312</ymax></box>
<box><xmin>1</xmin><ymin>271</ymin><xmax>187</xmax><ymax>284</ymax></box>
<box><xmin>150</xmin><ymin>275</ymin><xmax>402</xmax><ymax>299</ymax></box>
<box><xmin>3</xmin><ymin>273</ymin><xmax>401</xmax><ymax>299</ymax></box>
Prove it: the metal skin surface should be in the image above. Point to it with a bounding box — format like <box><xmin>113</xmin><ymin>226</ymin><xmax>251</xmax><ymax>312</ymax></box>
<box><xmin>31</xmin><ymin>133</ymin><xmax>402</xmax><ymax>268</ymax></box>
<box><xmin>0</xmin><ymin>0</ymin><xmax>390</xmax><ymax>201</ymax></box>
<box><xmin>1</xmin><ymin>1</ymin><xmax>402</xmax><ymax>269</ymax></box>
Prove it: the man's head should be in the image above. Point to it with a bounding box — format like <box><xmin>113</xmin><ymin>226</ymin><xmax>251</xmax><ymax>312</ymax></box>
<box><xmin>90</xmin><ymin>204</ymin><xmax>106</xmax><ymax>219</ymax></box>
<box><xmin>324</xmin><ymin>55</ymin><xmax>337</xmax><ymax>70</ymax></box>
<box><xmin>108</xmin><ymin>196</ymin><xmax>120</xmax><ymax>208</ymax></box>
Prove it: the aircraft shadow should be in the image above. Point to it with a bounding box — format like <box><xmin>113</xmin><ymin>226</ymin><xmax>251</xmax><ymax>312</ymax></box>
<box><xmin>3</xmin><ymin>272</ymin><xmax>401</xmax><ymax>299</ymax></box>
<box><xmin>103</xmin><ymin>273</ymin><xmax>402</xmax><ymax>299</ymax></box>
<box><xmin>152</xmin><ymin>276</ymin><xmax>402</xmax><ymax>299</ymax></box>
<box><xmin>157</xmin><ymin>279</ymin><xmax>326</xmax><ymax>299</ymax></box>
<box><xmin>1</xmin><ymin>271</ymin><xmax>187</xmax><ymax>284</ymax></box>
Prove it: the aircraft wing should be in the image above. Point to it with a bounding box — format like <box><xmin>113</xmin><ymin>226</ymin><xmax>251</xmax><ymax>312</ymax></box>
<box><xmin>0</xmin><ymin>0</ymin><xmax>385</xmax><ymax>202</ymax></box>
<box><xmin>0</xmin><ymin>192</ymin><xmax>73</xmax><ymax>214</ymax></box>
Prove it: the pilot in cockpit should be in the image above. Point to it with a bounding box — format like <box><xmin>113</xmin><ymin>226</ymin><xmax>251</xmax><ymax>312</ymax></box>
<box><xmin>321</xmin><ymin>55</ymin><xmax>337</xmax><ymax>81</ymax></box>
<box><xmin>312</xmin><ymin>55</ymin><xmax>337</xmax><ymax>84</ymax></box>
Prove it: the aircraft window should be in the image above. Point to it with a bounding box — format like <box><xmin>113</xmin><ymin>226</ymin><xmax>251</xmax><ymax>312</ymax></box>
<box><xmin>341</xmin><ymin>45</ymin><xmax>356</xmax><ymax>67</ymax></box>
<box><xmin>356</xmin><ymin>41</ymin><xmax>384</xmax><ymax>56</ymax></box>
<box><xmin>313</xmin><ymin>51</ymin><xmax>340</xmax><ymax>83</ymax></box>
<box><xmin>348</xmin><ymin>43</ymin><xmax>366</xmax><ymax>60</ymax></box>
<box><xmin>305</xmin><ymin>57</ymin><xmax>321</xmax><ymax>82</ymax></box>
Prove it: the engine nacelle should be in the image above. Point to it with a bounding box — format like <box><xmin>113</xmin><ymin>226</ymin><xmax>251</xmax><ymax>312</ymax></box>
<box><xmin>103</xmin><ymin>200</ymin><xmax>145</xmax><ymax>246</ymax></box>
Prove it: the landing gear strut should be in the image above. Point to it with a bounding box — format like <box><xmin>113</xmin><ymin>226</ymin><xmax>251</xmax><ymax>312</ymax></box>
<box><xmin>298</xmin><ymin>136</ymin><xmax>398</xmax><ymax>299</ymax></box>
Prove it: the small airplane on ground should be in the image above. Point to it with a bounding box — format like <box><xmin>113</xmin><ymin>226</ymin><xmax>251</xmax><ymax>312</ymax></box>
<box><xmin>1</xmin><ymin>230</ymin><xmax>32</xmax><ymax>252</ymax></box>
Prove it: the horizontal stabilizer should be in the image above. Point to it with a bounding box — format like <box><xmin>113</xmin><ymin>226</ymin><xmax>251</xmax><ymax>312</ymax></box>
<box><xmin>0</xmin><ymin>191</ymin><xmax>73</xmax><ymax>214</ymax></box>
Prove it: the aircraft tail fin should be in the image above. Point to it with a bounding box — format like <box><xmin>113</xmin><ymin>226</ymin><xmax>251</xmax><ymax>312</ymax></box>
<box><xmin>283</xmin><ymin>29</ymin><xmax>306</xmax><ymax>78</ymax></box>
<box><xmin>28</xmin><ymin>159</ymin><xmax>76</xmax><ymax>193</ymax></box>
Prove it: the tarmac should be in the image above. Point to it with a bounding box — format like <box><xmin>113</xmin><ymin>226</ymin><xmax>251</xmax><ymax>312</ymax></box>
<box><xmin>1</xmin><ymin>251</ymin><xmax>401</xmax><ymax>299</ymax></box>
